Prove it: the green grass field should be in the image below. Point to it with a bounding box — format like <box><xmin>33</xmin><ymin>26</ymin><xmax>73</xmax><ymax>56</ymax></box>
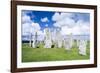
<box><xmin>22</xmin><ymin>42</ymin><xmax>90</xmax><ymax>62</ymax></box>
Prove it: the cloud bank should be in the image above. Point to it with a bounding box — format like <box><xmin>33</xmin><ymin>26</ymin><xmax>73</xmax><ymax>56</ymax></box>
<box><xmin>52</xmin><ymin>12</ymin><xmax>90</xmax><ymax>35</ymax></box>
<box><xmin>22</xmin><ymin>11</ymin><xmax>43</xmax><ymax>36</ymax></box>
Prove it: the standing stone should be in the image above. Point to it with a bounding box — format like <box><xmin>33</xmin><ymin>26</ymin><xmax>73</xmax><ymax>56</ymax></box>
<box><xmin>56</xmin><ymin>30</ymin><xmax>62</xmax><ymax>48</ymax></box>
<box><xmin>34</xmin><ymin>32</ymin><xmax>38</xmax><ymax>48</ymax></box>
<box><xmin>64</xmin><ymin>33</ymin><xmax>73</xmax><ymax>50</ymax></box>
<box><xmin>78</xmin><ymin>40</ymin><xmax>87</xmax><ymax>55</ymax></box>
<box><xmin>29</xmin><ymin>27</ymin><xmax>33</xmax><ymax>47</ymax></box>
<box><xmin>29</xmin><ymin>33</ymin><xmax>32</xmax><ymax>47</ymax></box>
<box><xmin>32</xmin><ymin>35</ymin><xmax>35</xmax><ymax>48</ymax></box>
<box><xmin>69</xmin><ymin>33</ymin><xmax>73</xmax><ymax>48</ymax></box>
<box><xmin>64</xmin><ymin>38</ymin><xmax>71</xmax><ymax>50</ymax></box>
<box><xmin>51</xmin><ymin>28</ymin><xmax>57</xmax><ymax>48</ymax></box>
<box><xmin>76</xmin><ymin>39</ymin><xmax>79</xmax><ymax>47</ymax></box>
<box><xmin>53</xmin><ymin>27</ymin><xmax>62</xmax><ymax>48</ymax></box>
<box><xmin>44</xmin><ymin>28</ymin><xmax>52</xmax><ymax>48</ymax></box>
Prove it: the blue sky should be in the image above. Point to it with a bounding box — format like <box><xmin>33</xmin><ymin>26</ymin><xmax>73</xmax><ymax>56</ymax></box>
<box><xmin>22</xmin><ymin>10</ymin><xmax>55</xmax><ymax>30</ymax></box>
<box><xmin>21</xmin><ymin>10</ymin><xmax>90</xmax><ymax>36</ymax></box>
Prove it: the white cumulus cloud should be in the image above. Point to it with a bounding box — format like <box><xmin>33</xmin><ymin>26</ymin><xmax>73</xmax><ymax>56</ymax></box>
<box><xmin>52</xmin><ymin>12</ymin><xmax>74</xmax><ymax>21</ymax></box>
<box><xmin>22</xmin><ymin>12</ymin><xmax>41</xmax><ymax>36</ymax></box>
<box><xmin>22</xmin><ymin>12</ymin><xmax>32</xmax><ymax>24</ymax></box>
<box><xmin>52</xmin><ymin>12</ymin><xmax>61</xmax><ymax>21</ymax></box>
<box><xmin>22</xmin><ymin>23</ymin><xmax>31</xmax><ymax>35</ymax></box>
<box><xmin>41</xmin><ymin>17</ymin><xmax>49</xmax><ymax>22</ymax></box>
<box><xmin>31</xmin><ymin>22</ymin><xmax>41</xmax><ymax>33</ymax></box>
<box><xmin>61</xmin><ymin>26</ymin><xmax>72</xmax><ymax>35</ymax></box>
<box><xmin>53</xmin><ymin>17</ymin><xmax>75</xmax><ymax>28</ymax></box>
<box><xmin>52</xmin><ymin>12</ymin><xmax>90</xmax><ymax>35</ymax></box>
<box><xmin>52</xmin><ymin>12</ymin><xmax>76</xmax><ymax>28</ymax></box>
<box><xmin>60</xmin><ymin>20</ymin><xmax>90</xmax><ymax>35</ymax></box>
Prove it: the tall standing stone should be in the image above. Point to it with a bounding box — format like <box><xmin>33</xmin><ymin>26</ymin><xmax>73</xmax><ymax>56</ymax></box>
<box><xmin>69</xmin><ymin>33</ymin><xmax>73</xmax><ymax>48</ymax></box>
<box><xmin>76</xmin><ymin>39</ymin><xmax>79</xmax><ymax>47</ymax></box>
<box><xmin>44</xmin><ymin>28</ymin><xmax>52</xmax><ymax>48</ymax></box>
<box><xmin>78</xmin><ymin>40</ymin><xmax>87</xmax><ymax>55</ymax></box>
<box><xmin>29</xmin><ymin>32</ymin><xmax>32</xmax><ymax>47</ymax></box>
<box><xmin>64</xmin><ymin>38</ymin><xmax>71</xmax><ymax>50</ymax></box>
<box><xmin>32</xmin><ymin>35</ymin><xmax>35</xmax><ymax>48</ymax></box>
<box><xmin>56</xmin><ymin>28</ymin><xmax>62</xmax><ymax>48</ymax></box>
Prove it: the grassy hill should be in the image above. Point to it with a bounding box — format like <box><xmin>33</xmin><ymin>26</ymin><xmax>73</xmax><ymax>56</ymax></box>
<box><xmin>22</xmin><ymin>43</ymin><xmax>90</xmax><ymax>62</ymax></box>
